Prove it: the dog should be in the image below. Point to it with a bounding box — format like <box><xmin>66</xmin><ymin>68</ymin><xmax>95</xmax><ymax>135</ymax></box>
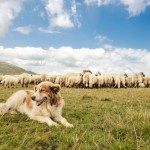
<box><xmin>0</xmin><ymin>81</ymin><xmax>74</xmax><ymax>128</ymax></box>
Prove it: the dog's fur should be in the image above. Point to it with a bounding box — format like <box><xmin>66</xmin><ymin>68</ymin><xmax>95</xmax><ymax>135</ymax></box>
<box><xmin>0</xmin><ymin>81</ymin><xmax>73</xmax><ymax>128</ymax></box>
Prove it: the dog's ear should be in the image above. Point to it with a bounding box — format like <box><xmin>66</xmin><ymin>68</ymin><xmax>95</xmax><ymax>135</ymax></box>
<box><xmin>50</xmin><ymin>84</ymin><xmax>60</xmax><ymax>94</ymax></box>
<box><xmin>34</xmin><ymin>86</ymin><xmax>37</xmax><ymax>92</ymax></box>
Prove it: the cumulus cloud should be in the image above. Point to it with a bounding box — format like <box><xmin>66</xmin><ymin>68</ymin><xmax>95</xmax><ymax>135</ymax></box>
<box><xmin>121</xmin><ymin>0</ymin><xmax>150</xmax><ymax>16</ymax></box>
<box><xmin>50</xmin><ymin>13</ymin><xmax>74</xmax><ymax>28</ymax></box>
<box><xmin>84</xmin><ymin>0</ymin><xmax>150</xmax><ymax>16</ymax></box>
<box><xmin>0</xmin><ymin>0</ymin><xmax>24</xmax><ymax>37</ymax></box>
<box><xmin>0</xmin><ymin>46</ymin><xmax>47</xmax><ymax>73</ymax></box>
<box><xmin>0</xmin><ymin>45</ymin><xmax>150</xmax><ymax>75</ymax></box>
<box><xmin>14</xmin><ymin>26</ymin><xmax>32</xmax><ymax>35</ymax></box>
<box><xmin>1</xmin><ymin>0</ymin><xmax>148</xmax><ymax>37</ymax></box>
<box><xmin>45</xmin><ymin>0</ymin><xmax>74</xmax><ymax>29</ymax></box>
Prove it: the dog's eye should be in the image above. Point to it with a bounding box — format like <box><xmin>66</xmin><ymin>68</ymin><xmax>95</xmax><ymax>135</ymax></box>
<box><xmin>40</xmin><ymin>89</ymin><xmax>46</xmax><ymax>92</ymax></box>
<box><xmin>34</xmin><ymin>86</ymin><xmax>37</xmax><ymax>92</ymax></box>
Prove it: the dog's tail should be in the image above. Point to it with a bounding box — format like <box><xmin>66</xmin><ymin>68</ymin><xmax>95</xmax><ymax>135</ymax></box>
<box><xmin>0</xmin><ymin>103</ymin><xmax>9</xmax><ymax>115</ymax></box>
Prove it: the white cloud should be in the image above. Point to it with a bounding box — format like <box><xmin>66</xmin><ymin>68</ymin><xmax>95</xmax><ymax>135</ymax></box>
<box><xmin>0</xmin><ymin>0</ymin><xmax>149</xmax><ymax>38</ymax></box>
<box><xmin>84</xmin><ymin>0</ymin><xmax>150</xmax><ymax>16</ymax></box>
<box><xmin>14</xmin><ymin>26</ymin><xmax>32</xmax><ymax>35</ymax></box>
<box><xmin>71</xmin><ymin>0</ymin><xmax>81</xmax><ymax>28</ymax></box>
<box><xmin>45</xmin><ymin>0</ymin><xmax>64</xmax><ymax>15</ymax></box>
<box><xmin>84</xmin><ymin>0</ymin><xmax>114</xmax><ymax>6</ymax></box>
<box><xmin>51</xmin><ymin>13</ymin><xmax>74</xmax><ymax>28</ymax></box>
<box><xmin>45</xmin><ymin>0</ymin><xmax>74</xmax><ymax>29</ymax></box>
<box><xmin>0</xmin><ymin>45</ymin><xmax>150</xmax><ymax>75</ymax></box>
<box><xmin>96</xmin><ymin>34</ymin><xmax>112</xmax><ymax>43</ymax></box>
<box><xmin>0</xmin><ymin>0</ymin><xmax>24</xmax><ymax>37</ymax></box>
<box><xmin>38</xmin><ymin>27</ymin><xmax>61</xmax><ymax>34</ymax></box>
<box><xmin>121</xmin><ymin>0</ymin><xmax>150</xmax><ymax>16</ymax></box>
<box><xmin>0</xmin><ymin>46</ymin><xmax>46</xmax><ymax>60</ymax></box>
<box><xmin>0</xmin><ymin>46</ymin><xmax>47</xmax><ymax>73</ymax></box>
<box><xmin>103</xmin><ymin>44</ymin><xmax>115</xmax><ymax>50</ymax></box>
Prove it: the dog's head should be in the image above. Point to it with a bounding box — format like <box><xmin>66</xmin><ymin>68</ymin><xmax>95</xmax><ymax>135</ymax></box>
<box><xmin>31</xmin><ymin>81</ymin><xmax>61</xmax><ymax>106</ymax></box>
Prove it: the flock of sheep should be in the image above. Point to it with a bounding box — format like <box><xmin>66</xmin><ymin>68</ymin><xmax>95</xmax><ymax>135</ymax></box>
<box><xmin>0</xmin><ymin>70</ymin><xmax>150</xmax><ymax>88</ymax></box>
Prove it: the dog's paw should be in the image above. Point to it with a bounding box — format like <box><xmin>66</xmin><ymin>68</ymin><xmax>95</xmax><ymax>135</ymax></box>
<box><xmin>9</xmin><ymin>110</ymin><xmax>17</xmax><ymax>114</ymax></box>
<box><xmin>52</xmin><ymin>122</ymin><xmax>59</xmax><ymax>127</ymax></box>
<box><xmin>48</xmin><ymin>121</ymin><xmax>59</xmax><ymax>127</ymax></box>
<box><xmin>0</xmin><ymin>104</ymin><xmax>8</xmax><ymax>115</ymax></box>
<box><xmin>49</xmin><ymin>122</ymin><xmax>59</xmax><ymax>127</ymax></box>
<box><xmin>65</xmin><ymin>123</ymin><xmax>74</xmax><ymax>128</ymax></box>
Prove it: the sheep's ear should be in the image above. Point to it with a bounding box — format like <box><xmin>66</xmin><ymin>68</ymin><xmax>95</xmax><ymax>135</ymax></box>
<box><xmin>34</xmin><ymin>86</ymin><xmax>37</xmax><ymax>92</ymax></box>
<box><xmin>50</xmin><ymin>84</ymin><xmax>60</xmax><ymax>94</ymax></box>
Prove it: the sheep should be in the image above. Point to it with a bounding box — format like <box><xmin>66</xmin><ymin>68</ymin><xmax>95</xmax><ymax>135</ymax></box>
<box><xmin>66</xmin><ymin>74</ymin><xmax>83</xmax><ymax>88</ymax></box>
<box><xmin>64</xmin><ymin>72</ymin><xmax>81</xmax><ymax>87</ymax></box>
<box><xmin>126</xmin><ymin>76</ymin><xmax>133</xmax><ymax>88</ymax></box>
<box><xmin>46</xmin><ymin>75</ymin><xmax>57</xmax><ymax>83</ymax></box>
<box><xmin>103</xmin><ymin>74</ymin><xmax>114</xmax><ymax>88</ymax></box>
<box><xmin>1</xmin><ymin>75</ymin><xmax>20</xmax><ymax>88</ymax></box>
<box><xmin>20</xmin><ymin>73</ymin><xmax>31</xmax><ymax>87</ymax></box>
<box><xmin>97</xmin><ymin>75</ymin><xmax>105</xmax><ymax>88</ymax></box>
<box><xmin>143</xmin><ymin>76</ymin><xmax>150</xmax><ymax>87</ymax></box>
<box><xmin>0</xmin><ymin>75</ymin><xmax>3</xmax><ymax>82</ymax></box>
<box><xmin>82</xmin><ymin>70</ymin><xmax>92</xmax><ymax>88</ymax></box>
<box><xmin>114</xmin><ymin>74</ymin><xmax>127</xmax><ymax>88</ymax></box>
<box><xmin>55</xmin><ymin>75</ymin><xmax>66</xmax><ymax>87</ymax></box>
<box><xmin>89</xmin><ymin>74</ymin><xmax>98</xmax><ymax>88</ymax></box>
<box><xmin>132</xmin><ymin>72</ymin><xmax>145</xmax><ymax>88</ymax></box>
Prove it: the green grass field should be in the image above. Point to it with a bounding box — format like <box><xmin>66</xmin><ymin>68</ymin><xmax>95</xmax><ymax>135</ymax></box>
<box><xmin>0</xmin><ymin>85</ymin><xmax>150</xmax><ymax>150</ymax></box>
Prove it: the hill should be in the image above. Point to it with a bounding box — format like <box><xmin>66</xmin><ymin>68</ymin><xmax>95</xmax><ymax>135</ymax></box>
<box><xmin>0</xmin><ymin>61</ymin><xmax>36</xmax><ymax>75</ymax></box>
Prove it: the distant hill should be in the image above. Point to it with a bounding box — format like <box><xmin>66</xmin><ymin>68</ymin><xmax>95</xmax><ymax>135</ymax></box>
<box><xmin>0</xmin><ymin>61</ymin><xmax>36</xmax><ymax>75</ymax></box>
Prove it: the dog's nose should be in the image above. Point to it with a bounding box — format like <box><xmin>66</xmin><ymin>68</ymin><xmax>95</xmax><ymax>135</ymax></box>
<box><xmin>31</xmin><ymin>95</ymin><xmax>36</xmax><ymax>101</ymax></box>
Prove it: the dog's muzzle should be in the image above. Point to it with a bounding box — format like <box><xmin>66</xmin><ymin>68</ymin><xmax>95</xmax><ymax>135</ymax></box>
<box><xmin>31</xmin><ymin>95</ymin><xmax>48</xmax><ymax>106</ymax></box>
<box><xmin>31</xmin><ymin>95</ymin><xmax>36</xmax><ymax>101</ymax></box>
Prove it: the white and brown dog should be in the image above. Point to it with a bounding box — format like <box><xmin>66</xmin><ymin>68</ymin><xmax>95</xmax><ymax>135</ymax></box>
<box><xmin>0</xmin><ymin>81</ymin><xmax>73</xmax><ymax>128</ymax></box>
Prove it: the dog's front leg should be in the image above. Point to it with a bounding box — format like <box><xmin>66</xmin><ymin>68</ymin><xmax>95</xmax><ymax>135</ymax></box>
<box><xmin>30</xmin><ymin>115</ymin><xmax>58</xmax><ymax>127</ymax></box>
<box><xmin>53</xmin><ymin>115</ymin><xmax>74</xmax><ymax>128</ymax></box>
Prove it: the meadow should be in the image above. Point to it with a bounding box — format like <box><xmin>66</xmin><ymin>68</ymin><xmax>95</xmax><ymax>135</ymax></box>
<box><xmin>0</xmin><ymin>85</ymin><xmax>150</xmax><ymax>150</ymax></box>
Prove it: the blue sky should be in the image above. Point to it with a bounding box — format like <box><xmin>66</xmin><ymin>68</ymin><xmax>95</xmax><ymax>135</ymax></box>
<box><xmin>0</xmin><ymin>0</ymin><xmax>150</xmax><ymax>74</ymax></box>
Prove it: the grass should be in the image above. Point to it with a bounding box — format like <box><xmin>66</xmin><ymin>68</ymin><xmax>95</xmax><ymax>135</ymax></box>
<box><xmin>0</xmin><ymin>85</ymin><xmax>150</xmax><ymax>149</ymax></box>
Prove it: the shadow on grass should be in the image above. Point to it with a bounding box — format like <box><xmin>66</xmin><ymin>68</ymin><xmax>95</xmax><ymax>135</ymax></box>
<box><xmin>100</xmin><ymin>98</ymin><xmax>112</xmax><ymax>102</ymax></box>
<box><xmin>81</xmin><ymin>95</ymin><xmax>112</xmax><ymax>102</ymax></box>
<box><xmin>81</xmin><ymin>95</ymin><xmax>94</xmax><ymax>101</ymax></box>
<box><xmin>81</xmin><ymin>94</ymin><xmax>99</xmax><ymax>100</ymax></box>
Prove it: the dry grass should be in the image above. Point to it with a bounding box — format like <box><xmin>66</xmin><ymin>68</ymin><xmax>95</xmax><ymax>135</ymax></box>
<box><xmin>0</xmin><ymin>85</ymin><xmax>150</xmax><ymax>149</ymax></box>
